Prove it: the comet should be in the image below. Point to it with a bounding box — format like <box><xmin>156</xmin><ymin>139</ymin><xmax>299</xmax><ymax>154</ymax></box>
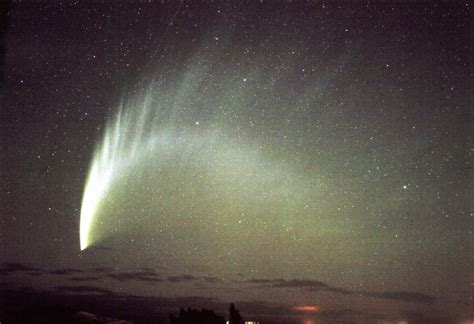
<box><xmin>80</xmin><ymin>91</ymin><xmax>158</xmax><ymax>250</ymax></box>
<box><xmin>78</xmin><ymin>46</ymin><xmax>325</xmax><ymax>252</ymax></box>
<box><xmin>78</xmin><ymin>84</ymin><xmax>237</xmax><ymax>250</ymax></box>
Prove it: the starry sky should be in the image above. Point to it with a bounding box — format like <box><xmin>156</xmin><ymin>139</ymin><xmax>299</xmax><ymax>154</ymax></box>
<box><xmin>1</xmin><ymin>1</ymin><xmax>473</xmax><ymax>323</ymax></box>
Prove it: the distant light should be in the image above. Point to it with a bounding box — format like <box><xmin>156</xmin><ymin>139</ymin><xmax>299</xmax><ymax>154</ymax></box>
<box><xmin>292</xmin><ymin>305</ymin><xmax>320</xmax><ymax>312</ymax></box>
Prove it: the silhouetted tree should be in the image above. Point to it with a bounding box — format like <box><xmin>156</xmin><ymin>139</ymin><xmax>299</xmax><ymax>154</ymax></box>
<box><xmin>229</xmin><ymin>303</ymin><xmax>243</xmax><ymax>324</ymax></box>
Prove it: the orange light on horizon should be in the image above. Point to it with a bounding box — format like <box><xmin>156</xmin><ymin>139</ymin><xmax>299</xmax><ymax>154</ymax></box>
<box><xmin>292</xmin><ymin>305</ymin><xmax>321</xmax><ymax>312</ymax></box>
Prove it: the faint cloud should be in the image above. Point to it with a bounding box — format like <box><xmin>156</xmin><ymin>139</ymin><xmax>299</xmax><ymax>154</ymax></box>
<box><xmin>367</xmin><ymin>291</ymin><xmax>436</xmax><ymax>304</ymax></box>
<box><xmin>0</xmin><ymin>262</ymin><xmax>42</xmax><ymax>276</ymax></box>
<box><xmin>249</xmin><ymin>277</ymin><xmax>436</xmax><ymax>304</ymax></box>
<box><xmin>199</xmin><ymin>276</ymin><xmax>222</xmax><ymax>283</ymax></box>
<box><xmin>68</xmin><ymin>276</ymin><xmax>102</xmax><ymax>282</ymax></box>
<box><xmin>108</xmin><ymin>270</ymin><xmax>161</xmax><ymax>283</ymax></box>
<box><xmin>56</xmin><ymin>285</ymin><xmax>112</xmax><ymax>295</ymax></box>
<box><xmin>48</xmin><ymin>268</ymin><xmax>84</xmax><ymax>276</ymax></box>
<box><xmin>168</xmin><ymin>275</ymin><xmax>196</xmax><ymax>283</ymax></box>
<box><xmin>248</xmin><ymin>278</ymin><xmax>327</xmax><ymax>289</ymax></box>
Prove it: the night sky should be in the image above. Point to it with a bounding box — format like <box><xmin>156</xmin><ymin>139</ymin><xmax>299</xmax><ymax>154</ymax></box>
<box><xmin>1</xmin><ymin>1</ymin><xmax>473</xmax><ymax>323</ymax></box>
